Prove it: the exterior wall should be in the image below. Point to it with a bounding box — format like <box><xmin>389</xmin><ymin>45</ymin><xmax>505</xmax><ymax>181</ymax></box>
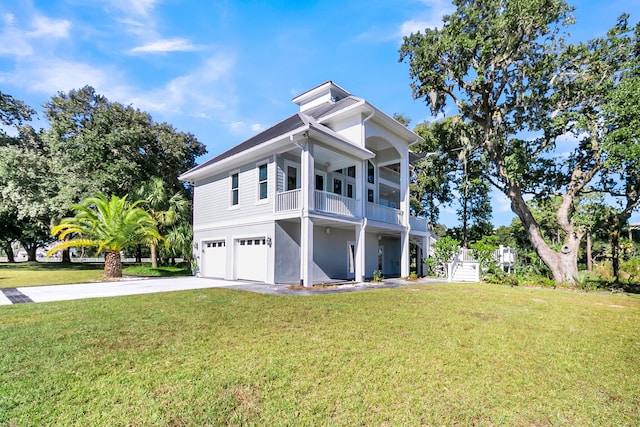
<box><xmin>193</xmin><ymin>157</ymin><xmax>275</xmax><ymax>228</ymax></box>
<box><xmin>275</xmin><ymin>220</ymin><xmax>363</xmax><ymax>284</ymax></box>
<box><xmin>377</xmin><ymin>236</ymin><xmax>401</xmax><ymax>277</ymax></box>
<box><xmin>274</xmin><ymin>221</ymin><xmax>301</xmax><ymax>283</ymax></box>
<box><xmin>329</xmin><ymin>114</ymin><xmax>362</xmax><ymax>146</ymax></box>
<box><xmin>313</xmin><ymin>225</ymin><xmax>356</xmax><ymax>280</ymax></box>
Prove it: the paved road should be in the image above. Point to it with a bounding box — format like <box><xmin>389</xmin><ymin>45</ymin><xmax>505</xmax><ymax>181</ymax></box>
<box><xmin>0</xmin><ymin>276</ymin><xmax>445</xmax><ymax>305</ymax></box>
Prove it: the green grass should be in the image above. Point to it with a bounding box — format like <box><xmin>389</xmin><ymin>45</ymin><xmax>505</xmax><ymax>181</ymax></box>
<box><xmin>0</xmin><ymin>262</ymin><xmax>103</xmax><ymax>288</ymax></box>
<box><xmin>0</xmin><ymin>262</ymin><xmax>191</xmax><ymax>288</ymax></box>
<box><xmin>1</xmin><ymin>283</ymin><xmax>639</xmax><ymax>425</ymax></box>
<box><xmin>122</xmin><ymin>264</ymin><xmax>191</xmax><ymax>277</ymax></box>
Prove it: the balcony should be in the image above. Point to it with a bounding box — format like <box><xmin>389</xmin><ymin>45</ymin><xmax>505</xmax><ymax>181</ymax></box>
<box><xmin>366</xmin><ymin>202</ymin><xmax>402</xmax><ymax>226</ymax></box>
<box><xmin>275</xmin><ymin>189</ymin><xmax>360</xmax><ymax>217</ymax></box>
<box><xmin>409</xmin><ymin>215</ymin><xmax>428</xmax><ymax>232</ymax></box>
<box><xmin>276</xmin><ymin>189</ymin><xmax>301</xmax><ymax>212</ymax></box>
<box><xmin>314</xmin><ymin>190</ymin><xmax>360</xmax><ymax>217</ymax></box>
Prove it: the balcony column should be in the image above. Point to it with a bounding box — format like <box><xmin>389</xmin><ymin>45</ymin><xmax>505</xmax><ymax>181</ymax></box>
<box><xmin>400</xmin><ymin>152</ymin><xmax>410</xmax><ymax>277</ymax></box>
<box><xmin>421</xmin><ymin>236</ymin><xmax>429</xmax><ymax>276</ymax></box>
<box><xmin>354</xmin><ymin>159</ymin><xmax>367</xmax><ymax>283</ymax></box>
<box><xmin>355</xmin><ymin>223</ymin><xmax>366</xmax><ymax>282</ymax></box>
<box><xmin>301</xmin><ymin>140</ymin><xmax>315</xmax><ymax>213</ymax></box>
<box><xmin>300</xmin><ymin>139</ymin><xmax>315</xmax><ymax>287</ymax></box>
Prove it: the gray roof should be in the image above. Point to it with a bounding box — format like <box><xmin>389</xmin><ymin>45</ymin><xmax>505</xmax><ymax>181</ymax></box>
<box><xmin>185</xmin><ymin>113</ymin><xmax>308</xmax><ymax>175</ymax></box>
<box><xmin>184</xmin><ymin>98</ymin><xmax>362</xmax><ymax>175</ymax></box>
<box><xmin>305</xmin><ymin>96</ymin><xmax>362</xmax><ymax>120</ymax></box>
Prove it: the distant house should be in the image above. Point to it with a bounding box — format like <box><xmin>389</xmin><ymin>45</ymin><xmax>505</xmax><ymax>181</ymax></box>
<box><xmin>179</xmin><ymin>81</ymin><xmax>435</xmax><ymax>287</ymax></box>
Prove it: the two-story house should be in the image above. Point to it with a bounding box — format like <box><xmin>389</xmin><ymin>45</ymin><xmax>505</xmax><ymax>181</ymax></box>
<box><xmin>179</xmin><ymin>81</ymin><xmax>434</xmax><ymax>287</ymax></box>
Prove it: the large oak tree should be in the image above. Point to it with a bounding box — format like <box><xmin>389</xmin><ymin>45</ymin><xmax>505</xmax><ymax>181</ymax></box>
<box><xmin>400</xmin><ymin>0</ymin><xmax>639</xmax><ymax>284</ymax></box>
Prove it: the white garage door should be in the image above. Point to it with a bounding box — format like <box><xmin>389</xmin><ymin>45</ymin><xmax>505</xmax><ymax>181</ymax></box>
<box><xmin>202</xmin><ymin>240</ymin><xmax>226</xmax><ymax>278</ymax></box>
<box><xmin>235</xmin><ymin>237</ymin><xmax>268</xmax><ymax>282</ymax></box>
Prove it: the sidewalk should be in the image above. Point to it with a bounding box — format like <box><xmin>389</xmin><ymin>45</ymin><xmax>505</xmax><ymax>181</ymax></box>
<box><xmin>0</xmin><ymin>276</ymin><xmax>445</xmax><ymax>305</ymax></box>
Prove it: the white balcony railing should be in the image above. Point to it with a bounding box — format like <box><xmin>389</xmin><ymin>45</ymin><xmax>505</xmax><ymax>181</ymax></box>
<box><xmin>366</xmin><ymin>202</ymin><xmax>402</xmax><ymax>225</ymax></box>
<box><xmin>315</xmin><ymin>190</ymin><xmax>360</xmax><ymax>217</ymax></box>
<box><xmin>276</xmin><ymin>189</ymin><xmax>301</xmax><ymax>212</ymax></box>
<box><xmin>409</xmin><ymin>215</ymin><xmax>428</xmax><ymax>232</ymax></box>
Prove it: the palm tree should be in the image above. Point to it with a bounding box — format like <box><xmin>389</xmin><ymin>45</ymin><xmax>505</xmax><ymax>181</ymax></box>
<box><xmin>134</xmin><ymin>178</ymin><xmax>189</xmax><ymax>268</ymax></box>
<box><xmin>47</xmin><ymin>193</ymin><xmax>162</xmax><ymax>278</ymax></box>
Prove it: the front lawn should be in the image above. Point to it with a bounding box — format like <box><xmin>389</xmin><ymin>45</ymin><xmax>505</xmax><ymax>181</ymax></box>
<box><xmin>0</xmin><ymin>262</ymin><xmax>104</xmax><ymax>288</ymax></box>
<box><xmin>1</xmin><ymin>283</ymin><xmax>638</xmax><ymax>425</ymax></box>
<box><xmin>0</xmin><ymin>262</ymin><xmax>191</xmax><ymax>288</ymax></box>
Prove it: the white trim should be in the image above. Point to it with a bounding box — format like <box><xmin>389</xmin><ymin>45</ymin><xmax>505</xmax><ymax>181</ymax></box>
<box><xmin>315</xmin><ymin>170</ymin><xmax>327</xmax><ymax>191</ymax></box>
<box><xmin>347</xmin><ymin>240</ymin><xmax>356</xmax><ymax>277</ymax></box>
<box><xmin>255</xmin><ymin>160</ymin><xmax>270</xmax><ymax>205</ymax></box>
<box><xmin>194</xmin><ymin>217</ymin><xmax>275</xmax><ymax>232</ymax></box>
<box><xmin>229</xmin><ymin>169</ymin><xmax>240</xmax><ymax>210</ymax></box>
<box><xmin>284</xmin><ymin>160</ymin><xmax>300</xmax><ymax>191</ymax></box>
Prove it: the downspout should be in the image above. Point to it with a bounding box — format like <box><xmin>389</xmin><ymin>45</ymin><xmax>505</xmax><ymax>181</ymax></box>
<box><xmin>361</xmin><ymin>105</ymin><xmax>375</xmax><ymax>146</ymax></box>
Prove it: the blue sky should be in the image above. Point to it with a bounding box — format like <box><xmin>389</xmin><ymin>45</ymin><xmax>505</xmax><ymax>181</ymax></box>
<box><xmin>1</xmin><ymin>0</ymin><xmax>639</xmax><ymax>228</ymax></box>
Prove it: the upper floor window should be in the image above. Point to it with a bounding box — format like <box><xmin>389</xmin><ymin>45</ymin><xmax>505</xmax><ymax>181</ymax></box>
<box><xmin>287</xmin><ymin>165</ymin><xmax>298</xmax><ymax>191</ymax></box>
<box><xmin>333</xmin><ymin>178</ymin><xmax>342</xmax><ymax>195</ymax></box>
<box><xmin>367</xmin><ymin>161</ymin><xmax>375</xmax><ymax>184</ymax></box>
<box><xmin>347</xmin><ymin>166</ymin><xmax>356</xmax><ymax>178</ymax></box>
<box><xmin>258</xmin><ymin>163</ymin><xmax>268</xmax><ymax>200</ymax></box>
<box><xmin>231</xmin><ymin>172</ymin><xmax>239</xmax><ymax>206</ymax></box>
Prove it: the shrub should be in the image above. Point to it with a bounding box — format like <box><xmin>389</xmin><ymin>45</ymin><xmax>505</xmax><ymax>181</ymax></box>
<box><xmin>372</xmin><ymin>270</ymin><xmax>383</xmax><ymax>282</ymax></box>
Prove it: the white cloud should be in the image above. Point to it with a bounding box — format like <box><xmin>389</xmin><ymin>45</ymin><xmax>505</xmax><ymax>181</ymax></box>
<box><xmin>28</xmin><ymin>15</ymin><xmax>71</xmax><ymax>38</ymax></box>
<box><xmin>0</xmin><ymin>13</ymin><xmax>71</xmax><ymax>58</ymax></box>
<box><xmin>2</xmin><ymin>13</ymin><xmax>15</xmax><ymax>25</ymax></box>
<box><xmin>0</xmin><ymin>57</ymin><xmax>127</xmax><ymax>99</ymax></box>
<box><xmin>251</xmin><ymin>123</ymin><xmax>264</xmax><ymax>132</ymax></box>
<box><xmin>398</xmin><ymin>0</ymin><xmax>454</xmax><ymax>37</ymax></box>
<box><xmin>356</xmin><ymin>0</ymin><xmax>454</xmax><ymax>42</ymax></box>
<box><xmin>129</xmin><ymin>53</ymin><xmax>237</xmax><ymax>117</ymax></box>
<box><xmin>127</xmin><ymin>38</ymin><xmax>202</xmax><ymax>54</ymax></box>
<box><xmin>105</xmin><ymin>0</ymin><xmax>157</xmax><ymax>17</ymax></box>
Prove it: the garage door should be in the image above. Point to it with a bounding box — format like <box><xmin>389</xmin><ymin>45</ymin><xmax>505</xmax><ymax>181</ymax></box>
<box><xmin>235</xmin><ymin>237</ymin><xmax>268</xmax><ymax>282</ymax></box>
<box><xmin>202</xmin><ymin>240</ymin><xmax>226</xmax><ymax>278</ymax></box>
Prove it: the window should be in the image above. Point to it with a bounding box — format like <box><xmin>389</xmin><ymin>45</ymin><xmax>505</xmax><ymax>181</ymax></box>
<box><xmin>315</xmin><ymin>173</ymin><xmax>325</xmax><ymax>191</ymax></box>
<box><xmin>287</xmin><ymin>165</ymin><xmax>298</xmax><ymax>191</ymax></box>
<box><xmin>333</xmin><ymin>178</ymin><xmax>342</xmax><ymax>195</ymax></box>
<box><xmin>347</xmin><ymin>183</ymin><xmax>354</xmax><ymax>199</ymax></box>
<box><xmin>347</xmin><ymin>166</ymin><xmax>356</xmax><ymax>178</ymax></box>
<box><xmin>367</xmin><ymin>188</ymin><xmax>374</xmax><ymax>203</ymax></box>
<box><xmin>231</xmin><ymin>172</ymin><xmax>239</xmax><ymax>206</ymax></box>
<box><xmin>258</xmin><ymin>163</ymin><xmax>268</xmax><ymax>200</ymax></box>
<box><xmin>367</xmin><ymin>161</ymin><xmax>375</xmax><ymax>184</ymax></box>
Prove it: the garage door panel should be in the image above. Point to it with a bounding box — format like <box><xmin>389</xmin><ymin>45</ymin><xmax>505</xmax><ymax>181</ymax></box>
<box><xmin>236</xmin><ymin>238</ymin><xmax>267</xmax><ymax>282</ymax></box>
<box><xmin>203</xmin><ymin>240</ymin><xmax>226</xmax><ymax>278</ymax></box>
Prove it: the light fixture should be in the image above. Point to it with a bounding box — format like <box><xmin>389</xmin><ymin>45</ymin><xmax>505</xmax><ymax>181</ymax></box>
<box><xmin>266</xmin><ymin>236</ymin><xmax>272</xmax><ymax>247</ymax></box>
<box><xmin>377</xmin><ymin>235</ymin><xmax>382</xmax><ymax>241</ymax></box>
<box><xmin>326</xmin><ymin>227</ymin><xmax>331</xmax><ymax>234</ymax></box>
<box><xmin>193</xmin><ymin>242</ymin><xmax>198</xmax><ymax>250</ymax></box>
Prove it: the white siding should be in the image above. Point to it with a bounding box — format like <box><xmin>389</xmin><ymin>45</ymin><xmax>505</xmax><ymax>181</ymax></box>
<box><xmin>193</xmin><ymin>159</ymin><xmax>275</xmax><ymax>227</ymax></box>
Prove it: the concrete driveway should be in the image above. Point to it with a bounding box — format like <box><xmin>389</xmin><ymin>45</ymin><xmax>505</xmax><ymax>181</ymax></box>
<box><xmin>0</xmin><ymin>277</ymin><xmax>251</xmax><ymax>305</ymax></box>
<box><xmin>0</xmin><ymin>276</ymin><xmax>445</xmax><ymax>305</ymax></box>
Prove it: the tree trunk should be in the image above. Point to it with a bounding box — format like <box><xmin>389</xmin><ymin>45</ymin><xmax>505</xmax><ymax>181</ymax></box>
<box><xmin>135</xmin><ymin>244</ymin><xmax>142</xmax><ymax>263</ymax></box>
<box><xmin>104</xmin><ymin>251</ymin><xmax>123</xmax><ymax>278</ymax></box>
<box><xmin>586</xmin><ymin>231</ymin><xmax>592</xmax><ymax>272</ymax></box>
<box><xmin>150</xmin><ymin>243</ymin><xmax>158</xmax><ymax>268</ymax></box>
<box><xmin>20</xmin><ymin>242</ymin><xmax>38</xmax><ymax>262</ymax></box>
<box><xmin>508</xmin><ymin>186</ymin><xmax>582</xmax><ymax>285</ymax></box>
<box><xmin>2</xmin><ymin>242</ymin><xmax>15</xmax><ymax>262</ymax></box>
<box><xmin>611</xmin><ymin>218</ymin><xmax>620</xmax><ymax>284</ymax></box>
